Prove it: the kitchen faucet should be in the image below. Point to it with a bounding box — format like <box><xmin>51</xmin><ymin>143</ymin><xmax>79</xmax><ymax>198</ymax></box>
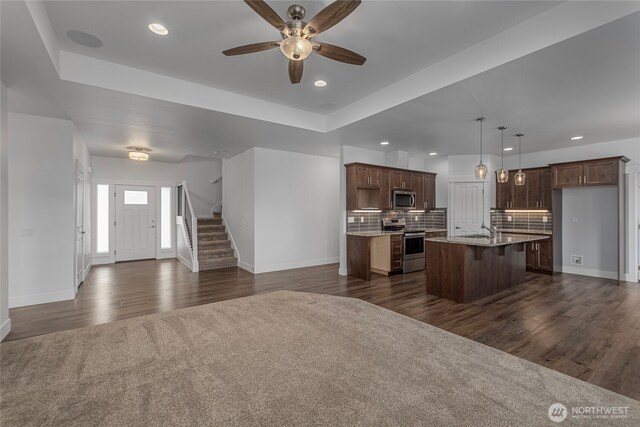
<box><xmin>481</xmin><ymin>223</ymin><xmax>497</xmax><ymax>239</ymax></box>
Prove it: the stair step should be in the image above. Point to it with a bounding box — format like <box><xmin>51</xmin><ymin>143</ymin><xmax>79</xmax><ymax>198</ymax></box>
<box><xmin>212</xmin><ymin>212</ymin><xmax>222</xmax><ymax>219</ymax></box>
<box><xmin>198</xmin><ymin>218</ymin><xmax>222</xmax><ymax>226</ymax></box>
<box><xmin>198</xmin><ymin>224</ymin><xmax>225</xmax><ymax>232</ymax></box>
<box><xmin>199</xmin><ymin>257</ymin><xmax>237</xmax><ymax>271</ymax></box>
<box><xmin>198</xmin><ymin>240</ymin><xmax>231</xmax><ymax>250</ymax></box>
<box><xmin>198</xmin><ymin>232</ymin><xmax>228</xmax><ymax>242</ymax></box>
<box><xmin>199</xmin><ymin>248</ymin><xmax>234</xmax><ymax>260</ymax></box>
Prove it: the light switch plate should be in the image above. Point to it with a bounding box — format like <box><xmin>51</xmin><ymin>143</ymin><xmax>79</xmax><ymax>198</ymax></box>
<box><xmin>21</xmin><ymin>227</ymin><xmax>35</xmax><ymax>236</ymax></box>
<box><xmin>360</xmin><ymin>217</ymin><xmax>364</xmax><ymax>223</ymax></box>
<box><xmin>507</xmin><ymin>216</ymin><xmax>512</xmax><ymax>222</ymax></box>
<box><xmin>348</xmin><ymin>217</ymin><xmax>355</xmax><ymax>224</ymax></box>
<box><xmin>572</xmin><ymin>217</ymin><xmax>579</xmax><ymax>223</ymax></box>
<box><xmin>542</xmin><ymin>216</ymin><xmax>548</xmax><ymax>223</ymax></box>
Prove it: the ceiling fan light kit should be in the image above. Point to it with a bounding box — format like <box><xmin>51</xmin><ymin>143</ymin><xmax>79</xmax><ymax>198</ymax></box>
<box><xmin>223</xmin><ymin>0</ymin><xmax>366</xmax><ymax>84</ymax></box>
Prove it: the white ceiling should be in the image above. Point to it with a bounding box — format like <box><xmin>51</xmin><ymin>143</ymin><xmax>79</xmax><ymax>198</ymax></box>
<box><xmin>1</xmin><ymin>1</ymin><xmax>639</xmax><ymax>162</ymax></box>
<box><xmin>43</xmin><ymin>0</ymin><xmax>559</xmax><ymax>113</ymax></box>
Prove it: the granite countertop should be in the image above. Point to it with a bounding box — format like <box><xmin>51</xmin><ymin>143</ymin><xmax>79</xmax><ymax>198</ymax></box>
<box><xmin>347</xmin><ymin>228</ymin><xmax>448</xmax><ymax>237</ymax></box>
<box><xmin>496</xmin><ymin>228</ymin><xmax>552</xmax><ymax>235</ymax></box>
<box><xmin>425</xmin><ymin>233</ymin><xmax>549</xmax><ymax>247</ymax></box>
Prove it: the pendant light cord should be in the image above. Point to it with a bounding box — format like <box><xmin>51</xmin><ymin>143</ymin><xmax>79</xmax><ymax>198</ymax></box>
<box><xmin>501</xmin><ymin>127</ymin><xmax>504</xmax><ymax>168</ymax></box>
<box><xmin>480</xmin><ymin>119</ymin><xmax>483</xmax><ymax>164</ymax></box>
<box><xmin>518</xmin><ymin>135</ymin><xmax>522</xmax><ymax>169</ymax></box>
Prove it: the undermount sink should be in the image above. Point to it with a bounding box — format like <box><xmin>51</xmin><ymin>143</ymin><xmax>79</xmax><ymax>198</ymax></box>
<box><xmin>462</xmin><ymin>234</ymin><xmax>492</xmax><ymax>239</ymax></box>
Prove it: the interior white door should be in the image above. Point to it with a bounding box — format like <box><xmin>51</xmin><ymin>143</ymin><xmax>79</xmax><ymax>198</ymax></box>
<box><xmin>115</xmin><ymin>185</ymin><xmax>156</xmax><ymax>262</ymax></box>
<box><xmin>75</xmin><ymin>169</ymin><xmax>85</xmax><ymax>291</ymax></box>
<box><xmin>452</xmin><ymin>182</ymin><xmax>485</xmax><ymax>236</ymax></box>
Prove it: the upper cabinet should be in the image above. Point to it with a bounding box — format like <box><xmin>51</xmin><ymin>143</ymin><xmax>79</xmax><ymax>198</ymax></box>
<box><xmin>345</xmin><ymin>163</ymin><xmax>437</xmax><ymax>210</ymax></box>
<box><xmin>551</xmin><ymin>157</ymin><xmax>628</xmax><ymax>189</ymax></box>
<box><xmin>495</xmin><ymin>167</ymin><xmax>552</xmax><ymax>210</ymax></box>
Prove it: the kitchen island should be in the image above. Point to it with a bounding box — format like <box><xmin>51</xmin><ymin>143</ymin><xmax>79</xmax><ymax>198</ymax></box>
<box><xmin>425</xmin><ymin>234</ymin><xmax>548</xmax><ymax>303</ymax></box>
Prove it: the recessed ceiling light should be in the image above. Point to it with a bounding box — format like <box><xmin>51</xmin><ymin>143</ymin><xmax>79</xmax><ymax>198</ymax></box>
<box><xmin>504</xmin><ymin>147</ymin><xmax>514</xmax><ymax>151</ymax></box>
<box><xmin>148</xmin><ymin>23</ymin><xmax>169</xmax><ymax>36</ymax></box>
<box><xmin>571</xmin><ymin>136</ymin><xmax>584</xmax><ymax>141</ymax></box>
<box><xmin>314</xmin><ymin>80</ymin><xmax>327</xmax><ymax>87</ymax></box>
<box><xmin>380</xmin><ymin>141</ymin><xmax>389</xmax><ymax>145</ymax></box>
<box><xmin>429</xmin><ymin>152</ymin><xmax>437</xmax><ymax>156</ymax></box>
<box><xmin>128</xmin><ymin>149</ymin><xmax>149</xmax><ymax>161</ymax></box>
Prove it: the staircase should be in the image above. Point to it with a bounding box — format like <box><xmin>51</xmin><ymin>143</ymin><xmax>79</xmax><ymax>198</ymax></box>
<box><xmin>197</xmin><ymin>213</ymin><xmax>237</xmax><ymax>271</ymax></box>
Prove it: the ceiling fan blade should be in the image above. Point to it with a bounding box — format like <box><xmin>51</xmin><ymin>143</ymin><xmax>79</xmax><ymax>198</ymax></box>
<box><xmin>288</xmin><ymin>60</ymin><xmax>303</xmax><ymax>84</ymax></box>
<box><xmin>313</xmin><ymin>42</ymin><xmax>366</xmax><ymax>65</ymax></box>
<box><xmin>244</xmin><ymin>0</ymin><xmax>287</xmax><ymax>31</ymax></box>
<box><xmin>222</xmin><ymin>41</ymin><xmax>280</xmax><ymax>56</ymax></box>
<box><xmin>303</xmin><ymin>0</ymin><xmax>361</xmax><ymax>38</ymax></box>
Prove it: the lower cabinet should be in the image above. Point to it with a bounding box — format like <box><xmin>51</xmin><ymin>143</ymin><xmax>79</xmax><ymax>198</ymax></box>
<box><xmin>525</xmin><ymin>237</ymin><xmax>553</xmax><ymax>272</ymax></box>
<box><xmin>371</xmin><ymin>234</ymin><xmax>403</xmax><ymax>275</ymax></box>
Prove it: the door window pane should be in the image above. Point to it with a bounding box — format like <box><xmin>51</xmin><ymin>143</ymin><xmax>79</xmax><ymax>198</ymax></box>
<box><xmin>124</xmin><ymin>190</ymin><xmax>148</xmax><ymax>205</ymax></box>
<box><xmin>161</xmin><ymin>187</ymin><xmax>172</xmax><ymax>249</ymax></box>
<box><xmin>96</xmin><ymin>184</ymin><xmax>109</xmax><ymax>253</ymax></box>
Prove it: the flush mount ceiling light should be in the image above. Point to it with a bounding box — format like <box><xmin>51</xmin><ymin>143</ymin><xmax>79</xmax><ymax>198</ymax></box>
<box><xmin>514</xmin><ymin>133</ymin><xmax>526</xmax><ymax>186</ymax></box>
<box><xmin>222</xmin><ymin>1</ymin><xmax>366</xmax><ymax>84</ymax></box>
<box><xmin>380</xmin><ymin>141</ymin><xmax>389</xmax><ymax>145</ymax></box>
<box><xmin>571</xmin><ymin>136</ymin><xmax>584</xmax><ymax>141</ymax></box>
<box><xmin>148</xmin><ymin>22</ymin><xmax>169</xmax><ymax>36</ymax></box>
<box><xmin>128</xmin><ymin>149</ymin><xmax>150</xmax><ymax>161</ymax></box>
<box><xmin>474</xmin><ymin>117</ymin><xmax>487</xmax><ymax>180</ymax></box>
<box><xmin>504</xmin><ymin>147</ymin><xmax>514</xmax><ymax>151</ymax></box>
<box><xmin>497</xmin><ymin>125</ymin><xmax>509</xmax><ymax>184</ymax></box>
<box><xmin>314</xmin><ymin>80</ymin><xmax>327</xmax><ymax>87</ymax></box>
<box><xmin>429</xmin><ymin>152</ymin><xmax>437</xmax><ymax>156</ymax></box>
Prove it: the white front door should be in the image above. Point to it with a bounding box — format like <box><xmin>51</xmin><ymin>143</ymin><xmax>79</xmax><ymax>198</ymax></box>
<box><xmin>115</xmin><ymin>185</ymin><xmax>156</xmax><ymax>262</ymax></box>
<box><xmin>452</xmin><ymin>182</ymin><xmax>485</xmax><ymax>236</ymax></box>
<box><xmin>75</xmin><ymin>169</ymin><xmax>85</xmax><ymax>291</ymax></box>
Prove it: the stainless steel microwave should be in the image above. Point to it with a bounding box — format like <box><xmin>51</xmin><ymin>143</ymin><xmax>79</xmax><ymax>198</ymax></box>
<box><xmin>392</xmin><ymin>190</ymin><xmax>416</xmax><ymax>210</ymax></box>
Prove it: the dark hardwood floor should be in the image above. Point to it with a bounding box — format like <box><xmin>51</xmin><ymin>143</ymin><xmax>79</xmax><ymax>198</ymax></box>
<box><xmin>5</xmin><ymin>260</ymin><xmax>640</xmax><ymax>400</ymax></box>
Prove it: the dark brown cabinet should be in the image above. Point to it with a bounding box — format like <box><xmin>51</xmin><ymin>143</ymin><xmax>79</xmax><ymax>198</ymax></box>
<box><xmin>583</xmin><ymin>158</ymin><xmax>619</xmax><ymax>186</ymax></box>
<box><xmin>423</xmin><ymin>174</ymin><xmax>436</xmax><ymax>210</ymax></box>
<box><xmin>495</xmin><ymin>167</ymin><xmax>552</xmax><ymax>210</ymax></box>
<box><xmin>390</xmin><ymin>234</ymin><xmax>403</xmax><ymax>273</ymax></box>
<box><xmin>346</xmin><ymin>163</ymin><xmax>437</xmax><ymax>211</ymax></box>
<box><xmin>551</xmin><ymin>157</ymin><xmax>623</xmax><ymax>189</ymax></box>
<box><xmin>378</xmin><ymin>170</ymin><xmax>391</xmax><ymax>210</ymax></box>
<box><xmin>526</xmin><ymin>237</ymin><xmax>553</xmax><ymax>272</ymax></box>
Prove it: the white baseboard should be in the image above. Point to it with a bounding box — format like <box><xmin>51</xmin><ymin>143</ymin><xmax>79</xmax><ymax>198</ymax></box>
<box><xmin>253</xmin><ymin>257</ymin><xmax>339</xmax><ymax>274</ymax></box>
<box><xmin>1</xmin><ymin>318</ymin><xmax>11</xmax><ymax>341</ymax></box>
<box><xmin>92</xmin><ymin>256</ymin><xmax>112</xmax><ymax>265</ymax></box>
<box><xmin>9</xmin><ymin>289</ymin><xmax>75</xmax><ymax>308</ymax></box>
<box><xmin>561</xmin><ymin>265</ymin><xmax>618</xmax><ymax>280</ymax></box>
<box><xmin>177</xmin><ymin>252</ymin><xmax>193</xmax><ymax>271</ymax></box>
<box><xmin>83</xmin><ymin>262</ymin><xmax>92</xmax><ymax>278</ymax></box>
<box><xmin>156</xmin><ymin>251</ymin><xmax>177</xmax><ymax>260</ymax></box>
<box><xmin>238</xmin><ymin>260</ymin><xmax>254</xmax><ymax>273</ymax></box>
<box><xmin>338</xmin><ymin>266</ymin><xmax>347</xmax><ymax>276</ymax></box>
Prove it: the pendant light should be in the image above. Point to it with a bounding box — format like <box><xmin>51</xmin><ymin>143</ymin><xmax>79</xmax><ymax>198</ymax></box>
<box><xmin>514</xmin><ymin>133</ymin><xmax>526</xmax><ymax>186</ymax></box>
<box><xmin>497</xmin><ymin>125</ymin><xmax>508</xmax><ymax>183</ymax></box>
<box><xmin>475</xmin><ymin>117</ymin><xmax>487</xmax><ymax>180</ymax></box>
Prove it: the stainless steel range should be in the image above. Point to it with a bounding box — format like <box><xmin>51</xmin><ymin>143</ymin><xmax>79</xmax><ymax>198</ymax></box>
<box><xmin>381</xmin><ymin>218</ymin><xmax>426</xmax><ymax>273</ymax></box>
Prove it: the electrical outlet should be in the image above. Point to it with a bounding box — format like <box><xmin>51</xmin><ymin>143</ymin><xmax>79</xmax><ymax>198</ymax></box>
<box><xmin>360</xmin><ymin>217</ymin><xmax>365</xmax><ymax>223</ymax></box>
<box><xmin>348</xmin><ymin>217</ymin><xmax>355</xmax><ymax>224</ymax></box>
<box><xmin>572</xmin><ymin>217</ymin><xmax>579</xmax><ymax>223</ymax></box>
<box><xmin>21</xmin><ymin>227</ymin><xmax>35</xmax><ymax>236</ymax></box>
<box><xmin>507</xmin><ymin>215</ymin><xmax>512</xmax><ymax>222</ymax></box>
<box><xmin>571</xmin><ymin>255</ymin><xmax>583</xmax><ymax>265</ymax></box>
<box><xmin>542</xmin><ymin>216</ymin><xmax>548</xmax><ymax>223</ymax></box>
<box><xmin>415</xmin><ymin>216</ymin><xmax>419</xmax><ymax>221</ymax></box>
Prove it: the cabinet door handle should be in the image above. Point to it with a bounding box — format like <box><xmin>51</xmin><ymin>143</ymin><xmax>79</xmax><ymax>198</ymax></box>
<box><xmin>579</xmin><ymin>176</ymin><xmax>581</xmax><ymax>184</ymax></box>
<box><xmin>584</xmin><ymin>175</ymin><xmax>587</xmax><ymax>184</ymax></box>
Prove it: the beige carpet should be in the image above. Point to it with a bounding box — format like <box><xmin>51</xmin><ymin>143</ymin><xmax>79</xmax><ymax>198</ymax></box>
<box><xmin>1</xmin><ymin>291</ymin><xmax>638</xmax><ymax>426</ymax></box>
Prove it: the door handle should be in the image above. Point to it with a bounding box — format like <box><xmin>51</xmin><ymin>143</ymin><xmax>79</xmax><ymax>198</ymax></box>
<box><xmin>455</xmin><ymin>226</ymin><xmax>461</xmax><ymax>229</ymax></box>
<box><xmin>151</xmin><ymin>225</ymin><xmax>156</xmax><ymax>228</ymax></box>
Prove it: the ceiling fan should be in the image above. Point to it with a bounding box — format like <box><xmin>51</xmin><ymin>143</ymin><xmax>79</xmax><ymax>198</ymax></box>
<box><xmin>223</xmin><ymin>0</ymin><xmax>366</xmax><ymax>84</ymax></box>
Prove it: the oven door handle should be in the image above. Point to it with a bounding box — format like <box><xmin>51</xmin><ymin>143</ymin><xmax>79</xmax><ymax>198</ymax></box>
<box><xmin>411</xmin><ymin>194</ymin><xmax>416</xmax><ymax>208</ymax></box>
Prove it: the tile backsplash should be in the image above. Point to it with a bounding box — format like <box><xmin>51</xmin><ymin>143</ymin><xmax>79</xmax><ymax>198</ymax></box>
<box><xmin>490</xmin><ymin>210</ymin><xmax>553</xmax><ymax>234</ymax></box>
<box><xmin>346</xmin><ymin>209</ymin><xmax>447</xmax><ymax>233</ymax></box>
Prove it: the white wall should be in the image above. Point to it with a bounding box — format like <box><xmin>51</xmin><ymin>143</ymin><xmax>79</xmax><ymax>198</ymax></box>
<box><xmin>561</xmin><ymin>187</ymin><xmax>618</xmax><ymax>278</ymax></box>
<box><xmin>222</xmin><ymin>149</ymin><xmax>255</xmax><ymax>270</ymax></box>
<box><xmin>8</xmin><ymin>113</ymin><xmax>76</xmax><ymax>307</ymax></box>
<box><xmin>91</xmin><ymin>155</ymin><xmax>222</xmax><ymax>217</ymax></box>
<box><xmin>0</xmin><ymin>82</ymin><xmax>10</xmax><ymax>338</ymax></box>
<box><xmin>73</xmin><ymin>128</ymin><xmax>92</xmax><ymax>282</ymax></box>
<box><xmin>253</xmin><ymin>148</ymin><xmax>340</xmax><ymax>273</ymax></box>
<box><xmin>223</xmin><ymin>147</ymin><xmax>340</xmax><ymax>274</ymax></box>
